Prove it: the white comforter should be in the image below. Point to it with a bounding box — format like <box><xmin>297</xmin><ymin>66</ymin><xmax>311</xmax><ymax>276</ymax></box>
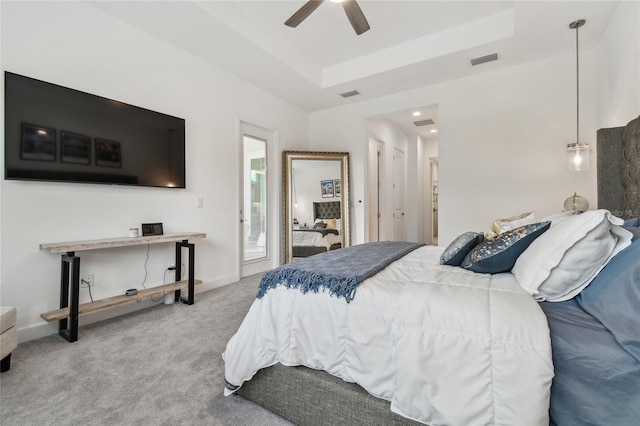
<box><xmin>293</xmin><ymin>229</ymin><xmax>340</xmax><ymax>250</ymax></box>
<box><xmin>223</xmin><ymin>246</ymin><xmax>553</xmax><ymax>425</ymax></box>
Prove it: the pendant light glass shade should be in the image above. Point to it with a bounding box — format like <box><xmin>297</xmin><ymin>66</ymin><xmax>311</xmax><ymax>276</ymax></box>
<box><xmin>567</xmin><ymin>142</ymin><xmax>589</xmax><ymax>171</ymax></box>
<box><xmin>567</xmin><ymin>19</ymin><xmax>589</xmax><ymax>171</ymax></box>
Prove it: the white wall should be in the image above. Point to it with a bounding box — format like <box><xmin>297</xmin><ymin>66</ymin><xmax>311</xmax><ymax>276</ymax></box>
<box><xmin>0</xmin><ymin>2</ymin><xmax>308</xmax><ymax>340</ymax></box>
<box><xmin>310</xmin><ymin>51</ymin><xmax>600</xmax><ymax>247</ymax></box>
<box><xmin>596</xmin><ymin>0</ymin><xmax>640</xmax><ymax>128</ymax></box>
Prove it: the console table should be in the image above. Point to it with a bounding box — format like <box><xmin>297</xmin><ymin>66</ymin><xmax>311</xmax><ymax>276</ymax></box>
<box><xmin>40</xmin><ymin>232</ymin><xmax>206</xmax><ymax>343</ymax></box>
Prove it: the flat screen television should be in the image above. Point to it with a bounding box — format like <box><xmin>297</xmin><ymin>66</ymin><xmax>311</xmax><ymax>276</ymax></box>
<box><xmin>4</xmin><ymin>72</ymin><xmax>186</xmax><ymax>188</ymax></box>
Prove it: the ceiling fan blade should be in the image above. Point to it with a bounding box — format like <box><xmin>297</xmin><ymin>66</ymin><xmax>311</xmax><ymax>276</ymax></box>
<box><xmin>285</xmin><ymin>0</ymin><xmax>325</xmax><ymax>28</ymax></box>
<box><xmin>342</xmin><ymin>0</ymin><xmax>370</xmax><ymax>35</ymax></box>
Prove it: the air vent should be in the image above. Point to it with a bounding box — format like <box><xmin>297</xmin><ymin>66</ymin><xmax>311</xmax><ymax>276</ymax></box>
<box><xmin>470</xmin><ymin>53</ymin><xmax>498</xmax><ymax>66</ymax></box>
<box><xmin>413</xmin><ymin>119</ymin><xmax>435</xmax><ymax>127</ymax></box>
<box><xmin>339</xmin><ymin>90</ymin><xmax>360</xmax><ymax>98</ymax></box>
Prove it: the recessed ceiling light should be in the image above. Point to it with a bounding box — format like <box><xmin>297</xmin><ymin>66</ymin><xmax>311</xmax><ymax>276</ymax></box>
<box><xmin>430</xmin><ymin>129</ymin><xmax>438</xmax><ymax>134</ymax></box>
<box><xmin>412</xmin><ymin>111</ymin><xmax>421</xmax><ymax>117</ymax></box>
<box><xmin>329</xmin><ymin>0</ymin><xmax>344</xmax><ymax>3</ymax></box>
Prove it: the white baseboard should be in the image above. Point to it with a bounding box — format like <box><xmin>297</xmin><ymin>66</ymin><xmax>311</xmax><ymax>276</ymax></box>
<box><xmin>17</xmin><ymin>273</ymin><xmax>240</xmax><ymax>344</ymax></box>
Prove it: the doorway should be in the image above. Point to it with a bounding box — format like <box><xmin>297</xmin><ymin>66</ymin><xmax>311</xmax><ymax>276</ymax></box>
<box><xmin>368</xmin><ymin>138</ymin><xmax>383</xmax><ymax>242</ymax></box>
<box><xmin>240</xmin><ymin>122</ymin><xmax>274</xmax><ymax>277</ymax></box>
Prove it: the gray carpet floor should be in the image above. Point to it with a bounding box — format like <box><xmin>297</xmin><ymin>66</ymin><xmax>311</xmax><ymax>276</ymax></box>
<box><xmin>0</xmin><ymin>274</ymin><xmax>293</xmax><ymax>425</ymax></box>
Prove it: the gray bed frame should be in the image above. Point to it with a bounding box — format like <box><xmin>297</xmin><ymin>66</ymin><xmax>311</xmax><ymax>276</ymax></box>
<box><xmin>237</xmin><ymin>364</ymin><xmax>420</xmax><ymax>425</ymax></box>
<box><xmin>237</xmin><ymin>115</ymin><xmax>640</xmax><ymax>425</ymax></box>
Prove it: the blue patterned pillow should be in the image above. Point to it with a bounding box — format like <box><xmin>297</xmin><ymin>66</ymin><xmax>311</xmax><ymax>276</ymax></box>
<box><xmin>461</xmin><ymin>221</ymin><xmax>551</xmax><ymax>274</ymax></box>
<box><xmin>440</xmin><ymin>232</ymin><xmax>484</xmax><ymax>266</ymax></box>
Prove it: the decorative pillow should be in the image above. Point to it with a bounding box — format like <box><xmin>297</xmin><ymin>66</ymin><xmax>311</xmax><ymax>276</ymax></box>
<box><xmin>440</xmin><ymin>232</ymin><xmax>484</xmax><ymax>266</ymax></box>
<box><xmin>313</xmin><ymin>221</ymin><xmax>326</xmax><ymax>229</ymax></box>
<box><xmin>513</xmin><ymin>209</ymin><xmax>633</xmax><ymax>302</ymax></box>
<box><xmin>461</xmin><ymin>221</ymin><xmax>550</xmax><ymax>274</ymax></box>
<box><xmin>486</xmin><ymin>211</ymin><xmax>536</xmax><ymax>238</ymax></box>
<box><xmin>325</xmin><ymin>219</ymin><xmax>337</xmax><ymax>229</ymax></box>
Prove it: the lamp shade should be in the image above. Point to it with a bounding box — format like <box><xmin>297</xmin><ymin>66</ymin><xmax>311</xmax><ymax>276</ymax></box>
<box><xmin>567</xmin><ymin>142</ymin><xmax>589</xmax><ymax>171</ymax></box>
<box><xmin>563</xmin><ymin>192</ymin><xmax>589</xmax><ymax>213</ymax></box>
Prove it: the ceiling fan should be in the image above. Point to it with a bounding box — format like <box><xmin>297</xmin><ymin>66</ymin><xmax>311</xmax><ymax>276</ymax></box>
<box><xmin>285</xmin><ymin>0</ymin><xmax>370</xmax><ymax>35</ymax></box>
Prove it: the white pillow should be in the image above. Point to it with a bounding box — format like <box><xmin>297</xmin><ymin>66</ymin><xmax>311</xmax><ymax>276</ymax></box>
<box><xmin>513</xmin><ymin>209</ymin><xmax>632</xmax><ymax>301</ymax></box>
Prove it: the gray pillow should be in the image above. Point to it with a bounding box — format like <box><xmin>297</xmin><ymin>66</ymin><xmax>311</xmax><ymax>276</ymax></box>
<box><xmin>440</xmin><ymin>232</ymin><xmax>484</xmax><ymax>266</ymax></box>
<box><xmin>461</xmin><ymin>222</ymin><xmax>551</xmax><ymax>274</ymax></box>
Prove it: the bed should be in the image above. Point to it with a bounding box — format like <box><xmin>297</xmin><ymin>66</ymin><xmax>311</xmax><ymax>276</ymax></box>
<box><xmin>292</xmin><ymin>201</ymin><xmax>342</xmax><ymax>258</ymax></box>
<box><xmin>224</xmin><ymin>115</ymin><xmax>640</xmax><ymax>425</ymax></box>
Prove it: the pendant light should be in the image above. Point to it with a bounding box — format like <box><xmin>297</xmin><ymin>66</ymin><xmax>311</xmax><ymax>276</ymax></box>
<box><xmin>567</xmin><ymin>19</ymin><xmax>589</xmax><ymax>171</ymax></box>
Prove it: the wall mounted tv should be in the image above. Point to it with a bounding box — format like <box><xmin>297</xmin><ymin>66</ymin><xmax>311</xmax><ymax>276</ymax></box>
<box><xmin>4</xmin><ymin>72</ymin><xmax>186</xmax><ymax>188</ymax></box>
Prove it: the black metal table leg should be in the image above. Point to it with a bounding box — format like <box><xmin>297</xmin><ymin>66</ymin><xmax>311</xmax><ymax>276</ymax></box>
<box><xmin>59</xmin><ymin>251</ymin><xmax>80</xmax><ymax>342</ymax></box>
<box><xmin>175</xmin><ymin>240</ymin><xmax>195</xmax><ymax>305</ymax></box>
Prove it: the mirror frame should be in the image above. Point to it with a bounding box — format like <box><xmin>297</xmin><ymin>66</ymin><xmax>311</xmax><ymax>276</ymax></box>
<box><xmin>283</xmin><ymin>151</ymin><xmax>351</xmax><ymax>264</ymax></box>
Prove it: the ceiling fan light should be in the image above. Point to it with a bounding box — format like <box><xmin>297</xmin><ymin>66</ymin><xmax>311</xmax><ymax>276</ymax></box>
<box><xmin>285</xmin><ymin>0</ymin><xmax>369</xmax><ymax>35</ymax></box>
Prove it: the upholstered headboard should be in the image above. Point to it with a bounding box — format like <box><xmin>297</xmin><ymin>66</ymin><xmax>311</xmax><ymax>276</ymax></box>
<box><xmin>597</xmin><ymin>115</ymin><xmax>640</xmax><ymax>219</ymax></box>
<box><xmin>314</xmin><ymin>201</ymin><xmax>341</xmax><ymax>220</ymax></box>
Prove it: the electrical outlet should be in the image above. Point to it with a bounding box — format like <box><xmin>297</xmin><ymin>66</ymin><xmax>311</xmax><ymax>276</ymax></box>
<box><xmin>80</xmin><ymin>273</ymin><xmax>94</xmax><ymax>287</ymax></box>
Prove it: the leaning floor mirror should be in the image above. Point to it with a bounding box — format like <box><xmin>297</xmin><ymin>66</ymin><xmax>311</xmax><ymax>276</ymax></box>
<box><xmin>283</xmin><ymin>151</ymin><xmax>351</xmax><ymax>264</ymax></box>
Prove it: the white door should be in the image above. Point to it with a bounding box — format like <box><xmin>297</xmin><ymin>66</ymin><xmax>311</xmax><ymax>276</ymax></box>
<box><xmin>368</xmin><ymin>139</ymin><xmax>383</xmax><ymax>242</ymax></box>
<box><xmin>392</xmin><ymin>148</ymin><xmax>405</xmax><ymax>241</ymax></box>
<box><xmin>240</xmin><ymin>123</ymin><xmax>274</xmax><ymax>277</ymax></box>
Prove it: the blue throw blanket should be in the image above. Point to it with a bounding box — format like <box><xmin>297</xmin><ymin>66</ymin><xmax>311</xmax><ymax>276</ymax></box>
<box><xmin>257</xmin><ymin>241</ymin><xmax>424</xmax><ymax>302</ymax></box>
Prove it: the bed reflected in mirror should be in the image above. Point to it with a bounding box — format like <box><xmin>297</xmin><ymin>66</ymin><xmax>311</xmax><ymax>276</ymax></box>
<box><xmin>283</xmin><ymin>151</ymin><xmax>350</xmax><ymax>263</ymax></box>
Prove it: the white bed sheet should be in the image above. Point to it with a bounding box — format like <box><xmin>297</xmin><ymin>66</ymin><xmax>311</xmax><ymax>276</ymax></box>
<box><xmin>292</xmin><ymin>229</ymin><xmax>339</xmax><ymax>250</ymax></box>
<box><xmin>223</xmin><ymin>245</ymin><xmax>553</xmax><ymax>425</ymax></box>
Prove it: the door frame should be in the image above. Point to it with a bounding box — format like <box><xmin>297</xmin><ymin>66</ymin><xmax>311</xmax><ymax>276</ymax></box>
<box><xmin>368</xmin><ymin>137</ymin><xmax>384</xmax><ymax>242</ymax></box>
<box><xmin>237</xmin><ymin>120</ymin><xmax>279</xmax><ymax>278</ymax></box>
<box><xmin>429</xmin><ymin>157</ymin><xmax>439</xmax><ymax>245</ymax></box>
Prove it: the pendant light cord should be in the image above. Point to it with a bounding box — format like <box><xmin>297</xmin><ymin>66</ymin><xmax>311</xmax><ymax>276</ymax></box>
<box><xmin>575</xmin><ymin>22</ymin><xmax>580</xmax><ymax>144</ymax></box>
